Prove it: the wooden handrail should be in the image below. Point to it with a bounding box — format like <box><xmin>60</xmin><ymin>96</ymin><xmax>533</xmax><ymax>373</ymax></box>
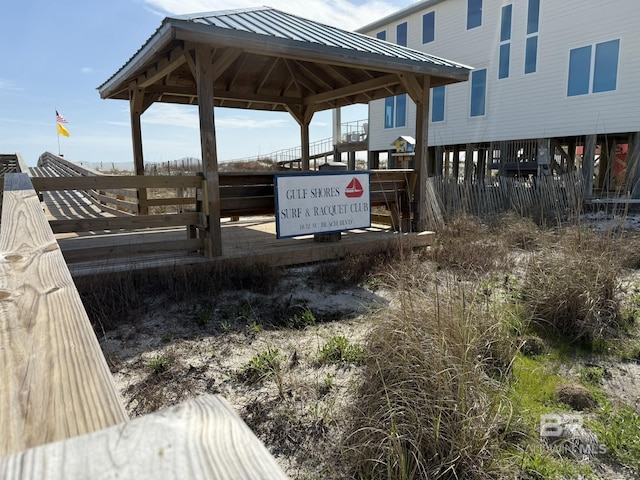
<box><xmin>0</xmin><ymin>173</ymin><xmax>291</xmax><ymax>477</ymax></box>
<box><xmin>0</xmin><ymin>173</ymin><xmax>128</xmax><ymax>456</ymax></box>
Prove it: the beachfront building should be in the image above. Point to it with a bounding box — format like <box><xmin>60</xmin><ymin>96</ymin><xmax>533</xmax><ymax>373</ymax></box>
<box><xmin>358</xmin><ymin>0</ymin><xmax>640</xmax><ymax>196</ymax></box>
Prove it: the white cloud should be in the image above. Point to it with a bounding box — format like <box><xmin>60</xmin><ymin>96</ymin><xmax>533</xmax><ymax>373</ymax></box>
<box><xmin>142</xmin><ymin>104</ymin><xmax>200</xmax><ymax>128</ymax></box>
<box><xmin>144</xmin><ymin>0</ymin><xmax>407</xmax><ymax>31</ymax></box>
<box><xmin>140</xmin><ymin>103</ymin><xmax>291</xmax><ymax>129</ymax></box>
<box><xmin>216</xmin><ymin>117</ymin><xmax>289</xmax><ymax>129</ymax></box>
<box><xmin>0</xmin><ymin>79</ymin><xmax>22</xmax><ymax>91</ymax></box>
<box><xmin>81</xmin><ymin>67</ymin><xmax>95</xmax><ymax>74</ymax></box>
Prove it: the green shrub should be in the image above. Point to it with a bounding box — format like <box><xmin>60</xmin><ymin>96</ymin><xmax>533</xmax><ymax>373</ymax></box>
<box><xmin>149</xmin><ymin>354</ymin><xmax>172</xmax><ymax>375</ymax></box>
<box><xmin>237</xmin><ymin>348</ymin><xmax>283</xmax><ymax>384</ymax></box>
<box><xmin>317</xmin><ymin>335</ymin><xmax>365</xmax><ymax>364</ymax></box>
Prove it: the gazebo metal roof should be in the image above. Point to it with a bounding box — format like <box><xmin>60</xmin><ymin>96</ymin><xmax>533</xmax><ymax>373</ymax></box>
<box><xmin>98</xmin><ymin>7</ymin><xmax>471</xmax><ymax>112</ymax></box>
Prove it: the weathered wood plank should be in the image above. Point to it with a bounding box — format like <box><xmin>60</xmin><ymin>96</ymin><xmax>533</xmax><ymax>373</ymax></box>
<box><xmin>0</xmin><ymin>173</ymin><xmax>128</xmax><ymax>457</ymax></box>
<box><xmin>87</xmin><ymin>189</ymin><xmax>139</xmax><ymax>214</ymax></box>
<box><xmin>196</xmin><ymin>44</ymin><xmax>223</xmax><ymax>257</ymax></box>
<box><xmin>61</xmin><ymin>238</ymin><xmax>205</xmax><ymax>263</ymax></box>
<box><xmin>0</xmin><ymin>395</ymin><xmax>289</xmax><ymax>479</ymax></box>
<box><xmin>49</xmin><ymin>212</ymin><xmax>201</xmax><ymax>234</ymax></box>
<box><xmin>31</xmin><ymin>175</ymin><xmax>202</xmax><ymax>191</ymax></box>
<box><xmin>146</xmin><ymin>196</ymin><xmax>198</xmax><ymax>207</ymax></box>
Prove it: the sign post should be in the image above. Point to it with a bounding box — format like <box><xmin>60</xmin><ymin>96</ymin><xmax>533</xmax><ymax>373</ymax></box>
<box><xmin>275</xmin><ymin>172</ymin><xmax>371</xmax><ymax>239</ymax></box>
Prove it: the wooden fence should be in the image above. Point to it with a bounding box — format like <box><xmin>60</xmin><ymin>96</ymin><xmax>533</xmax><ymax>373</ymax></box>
<box><xmin>0</xmin><ymin>172</ymin><xmax>288</xmax><ymax>478</ymax></box>
<box><xmin>425</xmin><ymin>170</ymin><xmax>585</xmax><ymax>227</ymax></box>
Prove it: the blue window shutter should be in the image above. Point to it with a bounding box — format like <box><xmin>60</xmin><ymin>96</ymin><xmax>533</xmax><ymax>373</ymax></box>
<box><xmin>500</xmin><ymin>5</ymin><xmax>512</xmax><ymax>42</ymax></box>
<box><xmin>423</xmin><ymin>12</ymin><xmax>435</xmax><ymax>44</ymax></box>
<box><xmin>525</xmin><ymin>36</ymin><xmax>538</xmax><ymax>74</ymax></box>
<box><xmin>431</xmin><ymin>86</ymin><xmax>445</xmax><ymax>122</ymax></box>
<box><xmin>395</xmin><ymin>94</ymin><xmax>407</xmax><ymax>127</ymax></box>
<box><xmin>499</xmin><ymin>44</ymin><xmax>510</xmax><ymax>79</ymax></box>
<box><xmin>593</xmin><ymin>39</ymin><xmax>620</xmax><ymax>93</ymax></box>
<box><xmin>376</xmin><ymin>30</ymin><xmax>386</xmax><ymax>41</ymax></box>
<box><xmin>384</xmin><ymin>97</ymin><xmax>394</xmax><ymax>128</ymax></box>
<box><xmin>397</xmin><ymin>22</ymin><xmax>408</xmax><ymax>46</ymax></box>
<box><xmin>470</xmin><ymin>69</ymin><xmax>487</xmax><ymax>117</ymax></box>
<box><xmin>568</xmin><ymin>45</ymin><xmax>592</xmax><ymax>96</ymax></box>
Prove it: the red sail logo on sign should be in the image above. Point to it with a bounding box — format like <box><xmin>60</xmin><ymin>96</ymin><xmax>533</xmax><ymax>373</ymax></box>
<box><xmin>345</xmin><ymin>177</ymin><xmax>364</xmax><ymax>198</ymax></box>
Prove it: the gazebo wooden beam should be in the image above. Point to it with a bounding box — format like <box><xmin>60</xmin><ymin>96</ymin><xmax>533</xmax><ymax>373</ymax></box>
<box><xmin>129</xmin><ymin>87</ymin><xmax>149</xmax><ymax>215</ymax></box>
<box><xmin>255</xmin><ymin>57</ymin><xmax>281</xmax><ymax>94</ymax></box>
<box><xmin>287</xmin><ymin>105</ymin><xmax>315</xmax><ymax>171</ymax></box>
<box><xmin>413</xmin><ymin>75</ymin><xmax>431</xmax><ymax>232</ymax></box>
<box><xmin>136</xmin><ymin>46</ymin><xmax>186</xmax><ymax>88</ymax></box>
<box><xmin>195</xmin><ymin>44</ymin><xmax>222</xmax><ymax>256</ymax></box>
<box><xmin>304</xmin><ymin>74</ymin><xmax>398</xmax><ymax>106</ymax></box>
<box><xmin>145</xmin><ymin>84</ymin><xmax>302</xmax><ymax>107</ymax></box>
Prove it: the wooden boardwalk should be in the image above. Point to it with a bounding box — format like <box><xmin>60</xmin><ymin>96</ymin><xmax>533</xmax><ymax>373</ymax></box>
<box><xmin>25</xmin><ymin>158</ymin><xmax>433</xmax><ymax>277</ymax></box>
<box><xmin>58</xmin><ymin>216</ymin><xmax>433</xmax><ymax>277</ymax></box>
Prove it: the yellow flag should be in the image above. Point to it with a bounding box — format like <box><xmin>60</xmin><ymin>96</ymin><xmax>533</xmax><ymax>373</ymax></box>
<box><xmin>57</xmin><ymin>122</ymin><xmax>70</xmax><ymax>137</ymax></box>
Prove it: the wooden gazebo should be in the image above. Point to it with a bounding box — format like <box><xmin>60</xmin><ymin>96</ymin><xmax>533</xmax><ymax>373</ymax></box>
<box><xmin>98</xmin><ymin>7</ymin><xmax>471</xmax><ymax>256</ymax></box>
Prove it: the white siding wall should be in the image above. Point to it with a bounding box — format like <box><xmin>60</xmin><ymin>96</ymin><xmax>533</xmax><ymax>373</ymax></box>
<box><xmin>365</xmin><ymin>0</ymin><xmax>640</xmax><ymax>151</ymax></box>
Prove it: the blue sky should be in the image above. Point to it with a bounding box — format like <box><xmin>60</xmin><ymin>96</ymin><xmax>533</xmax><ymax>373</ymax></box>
<box><xmin>0</xmin><ymin>0</ymin><xmax>416</xmax><ymax>167</ymax></box>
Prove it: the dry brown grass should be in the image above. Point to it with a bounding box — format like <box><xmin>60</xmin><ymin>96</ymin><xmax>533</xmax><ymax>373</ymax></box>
<box><xmin>428</xmin><ymin>213</ymin><xmax>512</xmax><ymax>275</ymax></box>
<box><xmin>520</xmin><ymin>227</ymin><xmax>624</xmax><ymax>344</ymax></box>
<box><xmin>77</xmin><ymin>261</ymin><xmax>280</xmax><ymax>332</ymax></box>
<box><xmin>342</xmin><ymin>278</ymin><xmax>518</xmax><ymax>480</ymax></box>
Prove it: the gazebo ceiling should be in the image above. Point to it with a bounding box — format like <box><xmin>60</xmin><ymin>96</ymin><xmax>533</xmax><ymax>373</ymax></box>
<box><xmin>98</xmin><ymin>7</ymin><xmax>472</xmax><ymax>113</ymax></box>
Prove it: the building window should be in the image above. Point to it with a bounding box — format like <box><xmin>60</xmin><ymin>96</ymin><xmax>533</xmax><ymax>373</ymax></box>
<box><xmin>525</xmin><ymin>36</ymin><xmax>538</xmax><ymax>73</ymax></box>
<box><xmin>431</xmin><ymin>86</ymin><xmax>445</xmax><ymax>122</ymax></box>
<box><xmin>499</xmin><ymin>5</ymin><xmax>512</xmax><ymax>79</ymax></box>
<box><xmin>527</xmin><ymin>0</ymin><xmax>540</xmax><ymax>35</ymax></box>
<box><xmin>499</xmin><ymin>44</ymin><xmax>511</xmax><ymax>79</ymax></box>
<box><xmin>525</xmin><ymin>0</ymin><xmax>540</xmax><ymax>74</ymax></box>
<box><xmin>396</xmin><ymin>22</ymin><xmax>408</xmax><ymax>46</ymax></box>
<box><xmin>376</xmin><ymin>30</ymin><xmax>386</xmax><ymax>41</ymax></box>
<box><xmin>384</xmin><ymin>94</ymin><xmax>407</xmax><ymax>128</ymax></box>
<box><xmin>467</xmin><ymin>0</ymin><xmax>482</xmax><ymax>30</ymax></box>
<box><xmin>395</xmin><ymin>94</ymin><xmax>407</xmax><ymax>127</ymax></box>
<box><xmin>567</xmin><ymin>45</ymin><xmax>592</xmax><ymax>96</ymax></box>
<box><xmin>384</xmin><ymin>97</ymin><xmax>394</xmax><ymax>128</ymax></box>
<box><xmin>423</xmin><ymin>12</ymin><xmax>435</xmax><ymax>44</ymax></box>
<box><xmin>593</xmin><ymin>39</ymin><xmax>620</xmax><ymax>93</ymax></box>
<box><xmin>470</xmin><ymin>69</ymin><xmax>487</xmax><ymax>117</ymax></box>
<box><xmin>568</xmin><ymin>39</ymin><xmax>620</xmax><ymax>96</ymax></box>
<box><xmin>500</xmin><ymin>4</ymin><xmax>512</xmax><ymax>42</ymax></box>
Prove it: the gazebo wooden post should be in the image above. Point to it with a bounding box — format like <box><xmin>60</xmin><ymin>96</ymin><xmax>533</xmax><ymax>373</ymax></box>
<box><xmin>130</xmin><ymin>88</ymin><xmax>148</xmax><ymax>215</ymax></box>
<box><xmin>195</xmin><ymin>44</ymin><xmax>222</xmax><ymax>257</ymax></box>
<box><xmin>413</xmin><ymin>75</ymin><xmax>431</xmax><ymax>232</ymax></box>
<box><xmin>300</xmin><ymin>121</ymin><xmax>310</xmax><ymax>171</ymax></box>
<box><xmin>289</xmin><ymin>106</ymin><xmax>314</xmax><ymax>171</ymax></box>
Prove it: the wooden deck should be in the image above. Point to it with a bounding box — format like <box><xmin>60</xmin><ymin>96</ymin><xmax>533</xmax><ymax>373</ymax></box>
<box><xmin>57</xmin><ymin>217</ymin><xmax>434</xmax><ymax>277</ymax></box>
<box><xmin>25</xmin><ymin>153</ymin><xmax>433</xmax><ymax>277</ymax></box>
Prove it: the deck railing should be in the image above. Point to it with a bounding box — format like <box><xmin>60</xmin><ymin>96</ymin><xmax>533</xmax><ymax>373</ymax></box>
<box><xmin>0</xmin><ymin>172</ymin><xmax>288</xmax><ymax>478</ymax></box>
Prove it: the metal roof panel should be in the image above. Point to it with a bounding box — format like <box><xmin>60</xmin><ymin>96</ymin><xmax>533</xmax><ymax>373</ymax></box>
<box><xmin>169</xmin><ymin>8</ymin><xmax>469</xmax><ymax>69</ymax></box>
<box><xmin>98</xmin><ymin>7</ymin><xmax>471</xmax><ymax>100</ymax></box>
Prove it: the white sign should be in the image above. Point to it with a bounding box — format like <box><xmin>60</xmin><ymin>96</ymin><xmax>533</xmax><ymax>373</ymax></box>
<box><xmin>275</xmin><ymin>172</ymin><xmax>371</xmax><ymax>238</ymax></box>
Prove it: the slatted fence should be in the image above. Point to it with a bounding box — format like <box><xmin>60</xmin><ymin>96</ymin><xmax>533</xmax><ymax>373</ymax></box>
<box><xmin>425</xmin><ymin>170</ymin><xmax>585</xmax><ymax>227</ymax></box>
